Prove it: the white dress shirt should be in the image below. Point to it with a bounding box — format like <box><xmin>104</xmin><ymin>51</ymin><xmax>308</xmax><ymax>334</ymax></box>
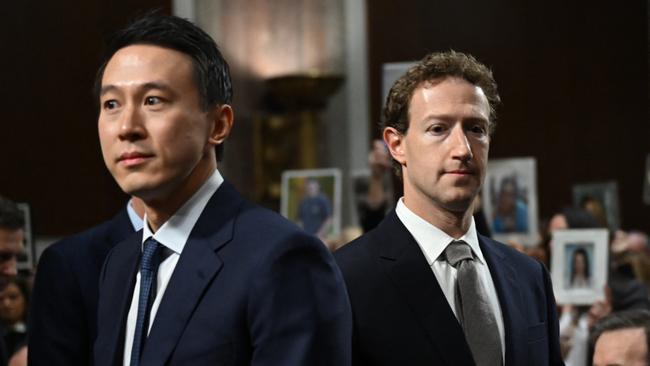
<box><xmin>123</xmin><ymin>169</ymin><xmax>224</xmax><ymax>366</ymax></box>
<box><xmin>395</xmin><ymin>198</ymin><xmax>506</xmax><ymax>359</ymax></box>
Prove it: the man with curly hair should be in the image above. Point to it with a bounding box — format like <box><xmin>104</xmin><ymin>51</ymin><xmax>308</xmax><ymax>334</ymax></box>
<box><xmin>335</xmin><ymin>51</ymin><xmax>563</xmax><ymax>365</ymax></box>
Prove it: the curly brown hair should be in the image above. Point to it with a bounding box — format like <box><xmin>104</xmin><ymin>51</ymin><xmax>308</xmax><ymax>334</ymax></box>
<box><xmin>382</xmin><ymin>50</ymin><xmax>500</xmax><ymax>135</ymax></box>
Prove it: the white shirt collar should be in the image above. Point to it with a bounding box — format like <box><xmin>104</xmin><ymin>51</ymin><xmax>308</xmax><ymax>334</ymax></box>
<box><xmin>126</xmin><ymin>199</ymin><xmax>144</xmax><ymax>232</ymax></box>
<box><xmin>142</xmin><ymin>169</ymin><xmax>224</xmax><ymax>254</ymax></box>
<box><xmin>395</xmin><ymin>198</ymin><xmax>485</xmax><ymax>266</ymax></box>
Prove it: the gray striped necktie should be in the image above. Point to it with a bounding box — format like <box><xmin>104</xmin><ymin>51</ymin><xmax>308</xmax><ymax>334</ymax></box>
<box><xmin>444</xmin><ymin>240</ymin><xmax>502</xmax><ymax>366</ymax></box>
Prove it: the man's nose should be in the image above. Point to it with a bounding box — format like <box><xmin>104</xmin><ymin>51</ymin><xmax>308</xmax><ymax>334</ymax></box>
<box><xmin>118</xmin><ymin>105</ymin><xmax>146</xmax><ymax>141</ymax></box>
<box><xmin>450</xmin><ymin>125</ymin><xmax>473</xmax><ymax>161</ymax></box>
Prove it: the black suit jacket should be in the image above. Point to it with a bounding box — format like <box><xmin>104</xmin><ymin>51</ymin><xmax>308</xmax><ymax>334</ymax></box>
<box><xmin>334</xmin><ymin>210</ymin><xmax>563</xmax><ymax>366</ymax></box>
<box><xmin>94</xmin><ymin>181</ymin><xmax>352</xmax><ymax>366</ymax></box>
<box><xmin>28</xmin><ymin>209</ymin><xmax>134</xmax><ymax>366</ymax></box>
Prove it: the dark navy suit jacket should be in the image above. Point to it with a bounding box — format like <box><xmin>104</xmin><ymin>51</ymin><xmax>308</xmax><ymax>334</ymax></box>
<box><xmin>94</xmin><ymin>181</ymin><xmax>352</xmax><ymax>366</ymax></box>
<box><xmin>334</xmin><ymin>210</ymin><xmax>564</xmax><ymax>366</ymax></box>
<box><xmin>28</xmin><ymin>208</ymin><xmax>134</xmax><ymax>366</ymax></box>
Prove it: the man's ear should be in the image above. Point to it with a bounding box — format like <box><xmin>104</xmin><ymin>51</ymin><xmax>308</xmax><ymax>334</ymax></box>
<box><xmin>383</xmin><ymin>126</ymin><xmax>406</xmax><ymax>166</ymax></box>
<box><xmin>208</xmin><ymin>104</ymin><xmax>234</xmax><ymax>145</ymax></box>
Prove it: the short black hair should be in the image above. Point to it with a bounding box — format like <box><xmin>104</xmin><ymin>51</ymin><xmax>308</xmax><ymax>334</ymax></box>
<box><xmin>94</xmin><ymin>11</ymin><xmax>233</xmax><ymax>160</ymax></box>
<box><xmin>0</xmin><ymin>197</ymin><xmax>24</xmax><ymax>231</ymax></box>
<box><xmin>590</xmin><ymin>309</ymin><xmax>650</xmax><ymax>364</ymax></box>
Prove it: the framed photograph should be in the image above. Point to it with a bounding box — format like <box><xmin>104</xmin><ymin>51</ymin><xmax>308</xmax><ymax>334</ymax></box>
<box><xmin>551</xmin><ymin>229</ymin><xmax>609</xmax><ymax>305</ymax></box>
<box><xmin>643</xmin><ymin>154</ymin><xmax>650</xmax><ymax>205</ymax></box>
<box><xmin>281</xmin><ymin>168</ymin><xmax>342</xmax><ymax>240</ymax></box>
<box><xmin>382</xmin><ymin>62</ymin><xmax>416</xmax><ymax>107</ymax></box>
<box><xmin>572</xmin><ymin>181</ymin><xmax>620</xmax><ymax>230</ymax></box>
<box><xmin>482</xmin><ymin>157</ymin><xmax>538</xmax><ymax>246</ymax></box>
<box><xmin>16</xmin><ymin>203</ymin><xmax>34</xmax><ymax>270</ymax></box>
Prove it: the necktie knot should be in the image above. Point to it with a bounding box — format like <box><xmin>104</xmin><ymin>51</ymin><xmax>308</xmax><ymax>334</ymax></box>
<box><xmin>141</xmin><ymin>238</ymin><xmax>160</xmax><ymax>271</ymax></box>
<box><xmin>444</xmin><ymin>240</ymin><xmax>474</xmax><ymax>268</ymax></box>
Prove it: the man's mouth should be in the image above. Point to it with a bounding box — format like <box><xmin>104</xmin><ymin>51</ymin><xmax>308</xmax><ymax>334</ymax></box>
<box><xmin>118</xmin><ymin>152</ymin><xmax>154</xmax><ymax>167</ymax></box>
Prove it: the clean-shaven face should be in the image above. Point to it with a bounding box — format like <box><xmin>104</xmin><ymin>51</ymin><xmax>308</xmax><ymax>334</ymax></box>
<box><xmin>395</xmin><ymin>76</ymin><xmax>490</xmax><ymax>215</ymax></box>
<box><xmin>98</xmin><ymin>44</ymin><xmax>215</xmax><ymax>203</ymax></box>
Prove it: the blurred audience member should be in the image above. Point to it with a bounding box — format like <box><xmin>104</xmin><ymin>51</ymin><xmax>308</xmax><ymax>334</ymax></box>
<box><xmin>543</xmin><ymin>207</ymin><xmax>602</xmax><ymax>365</ymax></box>
<box><xmin>579</xmin><ymin>195</ymin><xmax>609</xmax><ymax>229</ymax></box>
<box><xmin>534</xmin><ymin>207</ymin><xmax>601</xmax><ymax>269</ymax></box>
<box><xmin>0</xmin><ymin>198</ymin><xmax>23</xmax><ymax>289</ymax></box>
<box><xmin>0</xmin><ymin>197</ymin><xmax>25</xmax><ymax>366</ymax></box>
<box><xmin>590</xmin><ymin>309</ymin><xmax>650</xmax><ymax>366</ymax></box>
<box><xmin>0</xmin><ymin>277</ymin><xmax>28</xmax><ymax>357</ymax></box>
<box><xmin>357</xmin><ymin>140</ymin><xmax>392</xmax><ymax>232</ymax></box>
<box><xmin>609</xmin><ymin>230</ymin><xmax>650</xmax><ymax>312</ymax></box>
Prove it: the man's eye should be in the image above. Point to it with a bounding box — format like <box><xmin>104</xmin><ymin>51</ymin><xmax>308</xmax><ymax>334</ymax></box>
<box><xmin>144</xmin><ymin>96</ymin><xmax>162</xmax><ymax>105</ymax></box>
<box><xmin>470</xmin><ymin>125</ymin><xmax>487</xmax><ymax>135</ymax></box>
<box><xmin>430</xmin><ymin>125</ymin><xmax>446</xmax><ymax>134</ymax></box>
<box><xmin>103</xmin><ymin>100</ymin><xmax>119</xmax><ymax>110</ymax></box>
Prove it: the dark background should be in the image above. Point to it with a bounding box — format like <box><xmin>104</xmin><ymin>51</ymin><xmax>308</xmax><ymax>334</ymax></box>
<box><xmin>367</xmin><ymin>0</ymin><xmax>650</xmax><ymax>233</ymax></box>
<box><xmin>0</xmin><ymin>0</ymin><xmax>171</xmax><ymax>236</ymax></box>
<box><xmin>0</xmin><ymin>0</ymin><xmax>648</xmax><ymax>237</ymax></box>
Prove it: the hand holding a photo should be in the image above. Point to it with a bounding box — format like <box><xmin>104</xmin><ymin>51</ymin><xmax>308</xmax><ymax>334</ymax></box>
<box><xmin>588</xmin><ymin>285</ymin><xmax>612</xmax><ymax>329</ymax></box>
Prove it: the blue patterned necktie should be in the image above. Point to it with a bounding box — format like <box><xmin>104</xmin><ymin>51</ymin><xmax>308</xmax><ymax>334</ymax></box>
<box><xmin>130</xmin><ymin>237</ymin><xmax>161</xmax><ymax>366</ymax></box>
<box><xmin>445</xmin><ymin>240</ymin><xmax>502</xmax><ymax>366</ymax></box>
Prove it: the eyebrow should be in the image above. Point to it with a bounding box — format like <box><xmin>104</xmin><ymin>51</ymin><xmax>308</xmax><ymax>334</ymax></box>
<box><xmin>99</xmin><ymin>81</ymin><xmax>174</xmax><ymax>97</ymax></box>
<box><xmin>421</xmin><ymin>114</ymin><xmax>489</xmax><ymax>123</ymax></box>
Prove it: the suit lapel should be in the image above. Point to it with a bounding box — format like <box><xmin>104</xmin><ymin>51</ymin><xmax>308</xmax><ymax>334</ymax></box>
<box><xmin>140</xmin><ymin>181</ymin><xmax>244</xmax><ymax>365</ymax></box>
<box><xmin>478</xmin><ymin>235</ymin><xmax>526</xmax><ymax>366</ymax></box>
<box><xmin>96</xmin><ymin>232</ymin><xmax>141</xmax><ymax>366</ymax></box>
<box><xmin>377</xmin><ymin>211</ymin><xmax>474</xmax><ymax>365</ymax></box>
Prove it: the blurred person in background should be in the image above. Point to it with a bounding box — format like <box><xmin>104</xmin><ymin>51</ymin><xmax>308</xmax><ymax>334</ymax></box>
<box><xmin>0</xmin><ymin>277</ymin><xmax>29</xmax><ymax>358</ymax></box>
<box><xmin>544</xmin><ymin>206</ymin><xmax>650</xmax><ymax>365</ymax></box>
<box><xmin>0</xmin><ymin>197</ymin><xmax>25</xmax><ymax>366</ymax></box>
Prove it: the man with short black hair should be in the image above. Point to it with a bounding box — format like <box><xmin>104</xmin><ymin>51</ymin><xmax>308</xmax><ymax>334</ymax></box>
<box><xmin>0</xmin><ymin>196</ymin><xmax>24</xmax><ymax>366</ymax></box>
<box><xmin>591</xmin><ymin>309</ymin><xmax>650</xmax><ymax>366</ymax></box>
<box><xmin>0</xmin><ymin>197</ymin><xmax>23</xmax><ymax>289</ymax></box>
<box><xmin>93</xmin><ymin>13</ymin><xmax>351</xmax><ymax>366</ymax></box>
<box><xmin>335</xmin><ymin>51</ymin><xmax>562</xmax><ymax>365</ymax></box>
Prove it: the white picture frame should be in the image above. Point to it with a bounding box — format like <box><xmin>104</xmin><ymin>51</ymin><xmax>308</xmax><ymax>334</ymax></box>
<box><xmin>551</xmin><ymin>229</ymin><xmax>609</xmax><ymax>305</ymax></box>
<box><xmin>281</xmin><ymin>168</ymin><xmax>342</xmax><ymax>240</ymax></box>
<box><xmin>482</xmin><ymin>157</ymin><xmax>538</xmax><ymax>246</ymax></box>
